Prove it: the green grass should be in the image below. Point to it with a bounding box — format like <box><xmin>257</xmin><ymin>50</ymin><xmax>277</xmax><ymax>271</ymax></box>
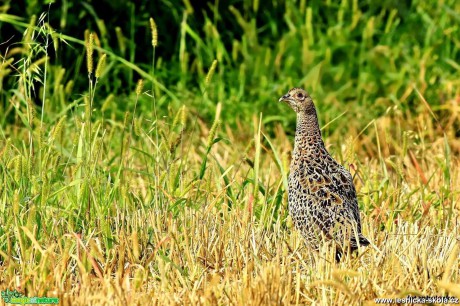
<box><xmin>0</xmin><ymin>1</ymin><xmax>460</xmax><ymax>304</ymax></box>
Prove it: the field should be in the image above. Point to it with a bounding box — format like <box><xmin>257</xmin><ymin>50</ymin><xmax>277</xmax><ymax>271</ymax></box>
<box><xmin>0</xmin><ymin>1</ymin><xmax>459</xmax><ymax>305</ymax></box>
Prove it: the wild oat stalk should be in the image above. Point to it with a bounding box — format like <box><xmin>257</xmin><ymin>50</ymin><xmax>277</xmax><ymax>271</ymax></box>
<box><xmin>149</xmin><ymin>17</ymin><xmax>161</xmax><ymax>208</ymax></box>
<box><xmin>38</xmin><ymin>13</ymin><xmax>49</xmax><ymax>127</ymax></box>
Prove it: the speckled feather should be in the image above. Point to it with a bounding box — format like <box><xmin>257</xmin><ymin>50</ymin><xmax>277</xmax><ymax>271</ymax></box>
<box><xmin>279</xmin><ymin>88</ymin><xmax>369</xmax><ymax>256</ymax></box>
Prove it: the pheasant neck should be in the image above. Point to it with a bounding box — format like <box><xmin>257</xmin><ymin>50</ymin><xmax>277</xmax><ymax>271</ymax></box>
<box><xmin>294</xmin><ymin>105</ymin><xmax>325</xmax><ymax>150</ymax></box>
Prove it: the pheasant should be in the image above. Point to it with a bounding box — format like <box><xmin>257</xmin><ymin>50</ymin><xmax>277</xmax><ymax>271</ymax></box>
<box><xmin>279</xmin><ymin>87</ymin><xmax>369</xmax><ymax>261</ymax></box>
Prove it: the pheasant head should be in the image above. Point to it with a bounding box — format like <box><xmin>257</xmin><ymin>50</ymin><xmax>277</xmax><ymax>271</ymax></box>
<box><xmin>279</xmin><ymin>87</ymin><xmax>314</xmax><ymax>113</ymax></box>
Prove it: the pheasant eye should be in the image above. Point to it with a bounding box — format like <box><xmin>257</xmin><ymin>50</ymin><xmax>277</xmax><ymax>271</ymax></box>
<box><xmin>296</xmin><ymin>93</ymin><xmax>304</xmax><ymax>99</ymax></box>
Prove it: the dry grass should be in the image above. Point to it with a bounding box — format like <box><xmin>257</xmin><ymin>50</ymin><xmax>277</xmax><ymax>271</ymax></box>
<box><xmin>1</xmin><ymin>105</ymin><xmax>459</xmax><ymax>304</ymax></box>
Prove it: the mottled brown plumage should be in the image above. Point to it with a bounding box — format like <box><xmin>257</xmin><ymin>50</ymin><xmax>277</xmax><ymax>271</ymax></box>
<box><xmin>279</xmin><ymin>88</ymin><xmax>369</xmax><ymax>260</ymax></box>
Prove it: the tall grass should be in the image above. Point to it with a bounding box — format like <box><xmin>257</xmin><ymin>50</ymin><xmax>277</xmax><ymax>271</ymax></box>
<box><xmin>0</xmin><ymin>1</ymin><xmax>459</xmax><ymax>304</ymax></box>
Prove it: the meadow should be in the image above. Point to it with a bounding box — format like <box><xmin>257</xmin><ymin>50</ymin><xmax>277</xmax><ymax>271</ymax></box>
<box><xmin>0</xmin><ymin>0</ymin><xmax>459</xmax><ymax>304</ymax></box>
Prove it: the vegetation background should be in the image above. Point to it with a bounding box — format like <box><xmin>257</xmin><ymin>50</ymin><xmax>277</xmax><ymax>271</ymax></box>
<box><xmin>0</xmin><ymin>0</ymin><xmax>459</xmax><ymax>304</ymax></box>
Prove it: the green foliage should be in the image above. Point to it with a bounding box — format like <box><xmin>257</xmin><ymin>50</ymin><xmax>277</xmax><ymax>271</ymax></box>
<box><xmin>1</xmin><ymin>0</ymin><xmax>459</xmax><ymax>133</ymax></box>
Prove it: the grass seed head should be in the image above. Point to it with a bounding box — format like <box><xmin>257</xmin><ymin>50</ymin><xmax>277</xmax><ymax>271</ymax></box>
<box><xmin>65</xmin><ymin>80</ymin><xmax>74</xmax><ymax>96</ymax></box>
<box><xmin>27</xmin><ymin>98</ymin><xmax>36</xmax><ymax>124</ymax></box>
<box><xmin>95</xmin><ymin>53</ymin><xmax>106</xmax><ymax>79</ymax></box>
<box><xmin>180</xmin><ymin>105</ymin><xmax>187</xmax><ymax>127</ymax></box>
<box><xmin>51</xmin><ymin>115</ymin><xmax>66</xmax><ymax>143</ymax></box>
<box><xmin>205</xmin><ymin>59</ymin><xmax>218</xmax><ymax>86</ymax></box>
<box><xmin>86</xmin><ymin>32</ymin><xmax>94</xmax><ymax>74</ymax></box>
<box><xmin>134</xmin><ymin>117</ymin><xmax>142</xmax><ymax>136</ymax></box>
<box><xmin>101</xmin><ymin>94</ymin><xmax>115</xmax><ymax>112</ymax></box>
<box><xmin>115</xmin><ymin>26</ymin><xmax>126</xmax><ymax>55</ymax></box>
<box><xmin>46</xmin><ymin>23</ymin><xmax>58</xmax><ymax>52</ymax></box>
<box><xmin>123</xmin><ymin>111</ymin><xmax>130</xmax><ymax>128</ymax></box>
<box><xmin>24</xmin><ymin>15</ymin><xmax>37</xmax><ymax>51</ymax></box>
<box><xmin>136</xmin><ymin>79</ymin><xmax>144</xmax><ymax>96</ymax></box>
<box><xmin>0</xmin><ymin>139</ymin><xmax>10</xmax><ymax>159</ymax></box>
<box><xmin>207</xmin><ymin>119</ymin><xmax>220</xmax><ymax>148</ymax></box>
<box><xmin>13</xmin><ymin>190</ymin><xmax>20</xmax><ymax>215</ymax></box>
<box><xmin>14</xmin><ymin>155</ymin><xmax>21</xmax><ymax>182</ymax></box>
<box><xmin>150</xmin><ymin>17</ymin><xmax>158</xmax><ymax>47</ymax></box>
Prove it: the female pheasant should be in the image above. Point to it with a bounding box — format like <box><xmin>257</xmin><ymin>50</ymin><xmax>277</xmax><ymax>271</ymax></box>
<box><xmin>279</xmin><ymin>87</ymin><xmax>369</xmax><ymax>260</ymax></box>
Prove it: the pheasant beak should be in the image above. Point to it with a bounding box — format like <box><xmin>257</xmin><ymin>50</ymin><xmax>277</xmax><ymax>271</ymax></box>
<box><xmin>279</xmin><ymin>94</ymin><xmax>292</xmax><ymax>102</ymax></box>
